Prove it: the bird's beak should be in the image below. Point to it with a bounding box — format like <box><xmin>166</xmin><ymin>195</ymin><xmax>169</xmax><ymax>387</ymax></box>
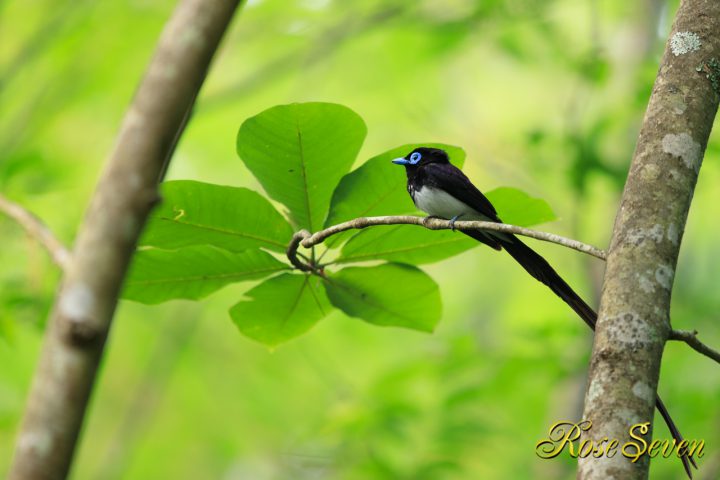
<box><xmin>392</xmin><ymin>157</ymin><xmax>409</xmax><ymax>165</ymax></box>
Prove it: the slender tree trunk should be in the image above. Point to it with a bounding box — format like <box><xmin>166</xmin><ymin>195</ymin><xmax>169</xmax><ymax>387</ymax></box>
<box><xmin>8</xmin><ymin>1</ymin><xmax>241</xmax><ymax>478</ymax></box>
<box><xmin>578</xmin><ymin>0</ymin><xmax>720</xmax><ymax>479</ymax></box>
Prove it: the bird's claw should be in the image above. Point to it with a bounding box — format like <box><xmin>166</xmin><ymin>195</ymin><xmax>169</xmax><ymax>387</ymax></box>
<box><xmin>449</xmin><ymin>215</ymin><xmax>461</xmax><ymax>231</ymax></box>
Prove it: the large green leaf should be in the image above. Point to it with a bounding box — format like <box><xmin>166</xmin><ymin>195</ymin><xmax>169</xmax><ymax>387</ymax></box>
<box><xmin>323</xmin><ymin>263</ymin><xmax>441</xmax><ymax>332</ymax></box>
<box><xmin>337</xmin><ymin>225</ymin><xmax>477</xmax><ymax>265</ymax></box>
<box><xmin>140</xmin><ymin>180</ymin><xmax>293</xmax><ymax>253</ymax></box>
<box><xmin>236</xmin><ymin>102</ymin><xmax>367</xmax><ymax>232</ymax></box>
<box><xmin>325</xmin><ymin>143</ymin><xmax>465</xmax><ymax>228</ymax></box>
<box><xmin>335</xmin><ymin>187</ymin><xmax>555</xmax><ymax>265</ymax></box>
<box><xmin>486</xmin><ymin>187</ymin><xmax>557</xmax><ymax>227</ymax></box>
<box><xmin>230</xmin><ymin>273</ymin><xmax>330</xmax><ymax>347</ymax></box>
<box><xmin>123</xmin><ymin>246</ymin><xmax>288</xmax><ymax>304</ymax></box>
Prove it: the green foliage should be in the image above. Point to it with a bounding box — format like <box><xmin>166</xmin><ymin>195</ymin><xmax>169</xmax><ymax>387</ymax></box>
<box><xmin>140</xmin><ymin>180</ymin><xmax>294</xmax><ymax>253</ymax></box>
<box><xmin>236</xmin><ymin>102</ymin><xmax>367</xmax><ymax>231</ymax></box>
<box><xmin>324</xmin><ymin>263</ymin><xmax>441</xmax><ymax>332</ymax></box>
<box><xmin>6</xmin><ymin>4</ymin><xmax>719</xmax><ymax>479</ymax></box>
<box><xmin>338</xmin><ymin>226</ymin><xmax>476</xmax><ymax>265</ymax></box>
<box><xmin>124</xmin><ymin>246</ymin><xmax>288</xmax><ymax>304</ymax></box>
<box><xmin>124</xmin><ymin>102</ymin><xmax>555</xmax><ymax>347</ymax></box>
<box><xmin>230</xmin><ymin>273</ymin><xmax>329</xmax><ymax>347</ymax></box>
<box><xmin>485</xmin><ymin>187</ymin><xmax>557</xmax><ymax>226</ymax></box>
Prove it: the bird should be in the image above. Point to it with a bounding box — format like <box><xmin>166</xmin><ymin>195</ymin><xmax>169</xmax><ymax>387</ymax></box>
<box><xmin>392</xmin><ymin>146</ymin><xmax>696</xmax><ymax>478</ymax></box>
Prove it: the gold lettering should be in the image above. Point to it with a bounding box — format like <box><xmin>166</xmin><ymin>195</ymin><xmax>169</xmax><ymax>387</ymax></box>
<box><xmin>591</xmin><ymin>437</ymin><xmax>608</xmax><ymax>458</ymax></box>
<box><xmin>622</xmin><ymin>422</ymin><xmax>650</xmax><ymax>463</ymax></box>
<box><xmin>536</xmin><ymin>420</ymin><xmax>705</xmax><ymax>462</ymax></box>
<box><xmin>605</xmin><ymin>439</ymin><xmax>619</xmax><ymax>458</ymax></box>
<box><xmin>578</xmin><ymin>439</ymin><xmax>594</xmax><ymax>458</ymax></box>
<box><xmin>535</xmin><ymin>421</ymin><xmax>591</xmax><ymax>459</ymax></box>
<box><xmin>687</xmin><ymin>440</ymin><xmax>705</xmax><ymax>458</ymax></box>
<box><xmin>647</xmin><ymin>439</ymin><xmax>663</xmax><ymax>458</ymax></box>
<box><xmin>659</xmin><ymin>439</ymin><xmax>676</xmax><ymax>458</ymax></box>
<box><xmin>590</xmin><ymin>437</ymin><xmax>617</xmax><ymax>458</ymax></box>
<box><xmin>676</xmin><ymin>440</ymin><xmax>689</xmax><ymax>457</ymax></box>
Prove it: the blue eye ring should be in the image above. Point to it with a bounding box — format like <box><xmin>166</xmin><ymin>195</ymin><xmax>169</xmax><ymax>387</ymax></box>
<box><xmin>409</xmin><ymin>152</ymin><xmax>422</xmax><ymax>164</ymax></box>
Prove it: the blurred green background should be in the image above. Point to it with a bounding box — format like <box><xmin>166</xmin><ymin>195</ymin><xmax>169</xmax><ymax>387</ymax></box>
<box><xmin>1</xmin><ymin>0</ymin><xmax>719</xmax><ymax>478</ymax></box>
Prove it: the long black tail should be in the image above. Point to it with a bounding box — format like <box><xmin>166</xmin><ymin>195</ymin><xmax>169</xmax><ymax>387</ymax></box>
<box><xmin>489</xmin><ymin>232</ymin><xmax>696</xmax><ymax>478</ymax></box>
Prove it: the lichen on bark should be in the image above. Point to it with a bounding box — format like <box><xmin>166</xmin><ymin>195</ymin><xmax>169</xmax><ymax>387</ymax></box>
<box><xmin>578</xmin><ymin>0</ymin><xmax>720</xmax><ymax>479</ymax></box>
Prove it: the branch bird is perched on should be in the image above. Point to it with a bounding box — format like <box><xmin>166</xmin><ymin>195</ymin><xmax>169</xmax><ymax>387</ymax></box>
<box><xmin>392</xmin><ymin>146</ymin><xmax>697</xmax><ymax>478</ymax></box>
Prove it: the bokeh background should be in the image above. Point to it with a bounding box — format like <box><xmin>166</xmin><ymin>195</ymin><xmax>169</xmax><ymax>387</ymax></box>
<box><xmin>1</xmin><ymin>0</ymin><xmax>719</xmax><ymax>478</ymax></box>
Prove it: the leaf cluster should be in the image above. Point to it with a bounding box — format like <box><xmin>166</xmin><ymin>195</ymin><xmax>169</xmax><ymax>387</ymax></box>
<box><xmin>124</xmin><ymin>102</ymin><xmax>554</xmax><ymax>346</ymax></box>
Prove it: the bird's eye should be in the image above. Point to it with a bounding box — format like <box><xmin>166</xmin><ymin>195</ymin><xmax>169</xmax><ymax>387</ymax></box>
<box><xmin>409</xmin><ymin>152</ymin><xmax>422</xmax><ymax>163</ymax></box>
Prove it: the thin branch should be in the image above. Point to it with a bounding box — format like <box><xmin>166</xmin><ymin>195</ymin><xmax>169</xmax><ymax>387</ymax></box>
<box><xmin>0</xmin><ymin>193</ymin><xmax>71</xmax><ymax>269</ymax></box>
<box><xmin>670</xmin><ymin>329</ymin><xmax>720</xmax><ymax>364</ymax></box>
<box><xmin>286</xmin><ymin>216</ymin><xmax>607</xmax><ymax>270</ymax></box>
<box><xmin>286</xmin><ymin>215</ymin><xmax>720</xmax><ymax>366</ymax></box>
<box><xmin>287</xmin><ymin>230</ymin><xmax>314</xmax><ymax>272</ymax></box>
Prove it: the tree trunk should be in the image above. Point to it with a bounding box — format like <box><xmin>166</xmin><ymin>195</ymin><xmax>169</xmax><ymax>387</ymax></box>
<box><xmin>578</xmin><ymin>0</ymin><xmax>720</xmax><ymax>478</ymax></box>
<box><xmin>8</xmin><ymin>1</ymin><xmax>241</xmax><ymax>478</ymax></box>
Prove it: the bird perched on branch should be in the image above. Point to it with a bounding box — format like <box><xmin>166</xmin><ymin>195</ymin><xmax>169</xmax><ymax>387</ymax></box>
<box><xmin>392</xmin><ymin>146</ymin><xmax>696</xmax><ymax>478</ymax></box>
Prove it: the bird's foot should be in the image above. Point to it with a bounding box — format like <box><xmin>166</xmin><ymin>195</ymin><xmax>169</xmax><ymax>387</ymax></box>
<box><xmin>449</xmin><ymin>214</ymin><xmax>462</xmax><ymax>231</ymax></box>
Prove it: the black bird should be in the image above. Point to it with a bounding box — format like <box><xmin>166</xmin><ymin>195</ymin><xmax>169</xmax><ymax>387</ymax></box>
<box><xmin>392</xmin><ymin>146</ymin><xmax>696</xmax><ymax>478</ymax></box>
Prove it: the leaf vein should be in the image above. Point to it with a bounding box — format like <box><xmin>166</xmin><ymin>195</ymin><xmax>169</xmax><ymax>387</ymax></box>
<box><xmin>154</xmin><ymin>216</ymin><xmax>286</xmax><ymax>248</ymax></box>
<box><xmin>279</xmin><ymin>276</ymin><xmax>308</xmax><ymax>333</ymax></box>
<box><xmin>327</xmin><ymin>277</ymin><xmax>416</xmax><ymax>323</ymax></box>
<box><xmin>296</xmin><ymin>115</ymin><xmax>313</xmax><ymax>231</ymax></box>
<box><xmin>127</xmin><ymin>265</ymin><xmax>288</xmax><ymax>286</ymax></box>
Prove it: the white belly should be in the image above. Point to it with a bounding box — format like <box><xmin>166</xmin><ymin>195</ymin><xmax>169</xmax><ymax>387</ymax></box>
<box><xmin>413</xmin><ymin>186</ymin><xmax>489</xmax><ymax>220</ymax></box>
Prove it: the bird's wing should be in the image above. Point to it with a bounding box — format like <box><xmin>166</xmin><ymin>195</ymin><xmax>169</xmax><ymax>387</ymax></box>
<box><xmin>421</xmin><ymin>163</ymin><xmax>501</xmax><ymax>222</ymax></box>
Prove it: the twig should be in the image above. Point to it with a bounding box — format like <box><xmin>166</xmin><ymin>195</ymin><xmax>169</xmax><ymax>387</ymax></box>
<box><xmin>286</xmin><ymin>216</ymin><xmax>720</xmax><ymax>366</ymax></box>
<box><xmin>286</xmin><ymin>215</ymin><xmax>607</xmax><ymax>272</ymax></box>
<box><xmin>0</xmin><ymin>193</ymin><xmax>71</xmax><ymax>269</ymax></box>
<box><xmin>287</xmin><ymin>230</ymin><xmax>313</xmax><ymax>272</ymax></box>
<box><xmin>670</xmin><ymin>329</ymin><xmax>720</xmax><ymax>364</ymax></box>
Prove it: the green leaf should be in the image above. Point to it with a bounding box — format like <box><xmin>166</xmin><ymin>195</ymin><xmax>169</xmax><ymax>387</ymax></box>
<box><xmin>337</xmin><ymin>225</ymin><xmax>477</xmax><ymax>265</ymax></box>
<box><xmin>325</xmin><ymin>143</ymin><xmax>465</xmax><ymax>228</ymax></box>
<box><xmin>486</xmin><ymin>187</ymin><xmax>557</xmax><ymax>227</ymax></box>
<box><xmin>237</xmin><ymin>102</ymin><xmax>367</xmax><ymax>232</ymax></box>
<box><xmin>230</xmin><ymin>273</ymin><xmax>330</xmax><ymax>347</ymax></box>
<box><xmin>123</xmin><ymin>246</ymin><xmax>288</xmax><ymax>304</ymax></box>
<box><xmin>323</xmin><ymin>263</ymin><xmax>441</xmax><ymax>332</ymax></box>
<box><xmin>140</xmin><ymin>180</ymin><xmax>293</xmax><ymax>253</ymax></box>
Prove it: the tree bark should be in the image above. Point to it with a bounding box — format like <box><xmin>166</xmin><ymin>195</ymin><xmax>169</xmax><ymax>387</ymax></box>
<box><xmin>8</xmin><ymin>1</ymin><xmax>241</xmax><ymax>479</ymax></box>
<box><xmin>578</xmin><ymin>0</ymin><xmax>720</xmax><ymax>479</ymax></box>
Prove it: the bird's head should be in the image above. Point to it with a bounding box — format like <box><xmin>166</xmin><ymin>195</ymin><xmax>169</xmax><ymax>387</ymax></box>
<box><xmin>391</xmin><ymin>147</ymin><xmax>449</xmax><ymax>167</ymax></box>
